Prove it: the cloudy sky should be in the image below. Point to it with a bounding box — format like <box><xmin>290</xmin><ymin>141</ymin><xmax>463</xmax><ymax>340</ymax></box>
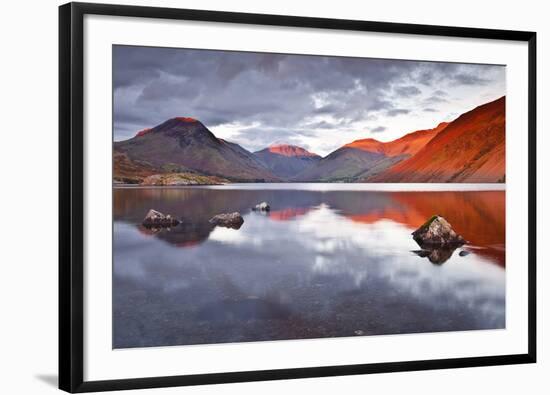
<box><xmin>113</xmin><ymin>45</ymin><xmax>505</xmax><ymax>156</ymax></box>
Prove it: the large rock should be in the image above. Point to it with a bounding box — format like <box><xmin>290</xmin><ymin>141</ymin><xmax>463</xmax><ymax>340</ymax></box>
<box><xmin>209</xmin><ymin>212</ymin><xmax>244</xmax><ymax>229</ymax></box>
<box><xmin>412</xmin><ymin>215</ymin><xmax>465</xmax><ymax>247</ymax></box>
<box><xmin>142</xmin><ymin>209</ymin><xmax>179</xmax><ymax>228</ymax></box>
<box><xmin>252</xmin><ymin>202</ymin><xmax>270</xmax><ymax>212</ymax></box>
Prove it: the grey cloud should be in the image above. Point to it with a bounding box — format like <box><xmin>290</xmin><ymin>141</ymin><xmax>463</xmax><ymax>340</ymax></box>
<box><xmin>313</xmin><ymin>104</ymin><xmax>340</xmax><ymax>115</ymax></box>
<box><xmin>371</xmin><ymin>126</ymin><xmax>387</xmax><ymax>133</ymax></box>
<box><xmin>113</xmin><ymin>45</ymin><xmax>505</xmax><ymax>147</ymax></box>
<box><xmin>417</xmin><ymin>70</ymin><xmax>435</xmax><ymax>86</ymax></box>
<box><xmin>114</xmin><ymin>107</ymin><xmax>151</xmax><ymax>126</ymax></box>
<box><xmin>386</xmin><ymin>109</ymin><xmax>410</xmax><ymax>117</ymax></box>
<box><xmin>138</xmin><ymin>75</ymin><xmax>200</xmax><ymax>102</ymax></box>
<box><xmin>413</xmin><ymin>63</ymin><xmax>498</xmax><ymax>88</ymax></box>
<box><xmin>394</xmin><ymin>85</ymin><xmax>421</xmax><ymax>97</ymax></box>
<box><xmin>452</xmin><ymin>73</ymin><xmax>490</xmax><ymax>86</ymax></box>
<box><xmin>114</xmin><ymin>46</ymin><xmax>417</xmax><ymax>134</ymax></box>
<box><xmin>423</xmin><ymin>108</ymin><xmax>438</xmax><ymax>113</ymax></box>
<box><xmin>306</xmin><ymin>120</ymin><xmax>346</xmax><ymax>130</ymax></box>
<box><xmin>422</xmin><ymin>88</ymin><xmax>449</xmax><ymax>105</ymax></box>
<box><xmin>424</xmin><ymin>95</ymin><xmax>448</xmax><ymax>105</ymax></box>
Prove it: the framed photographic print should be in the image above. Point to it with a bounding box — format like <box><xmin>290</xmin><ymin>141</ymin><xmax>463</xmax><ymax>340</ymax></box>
<box><xmin>59</xmin><ymin>2</ymin><xmax>537</xmax><ymax>392</ymax></box>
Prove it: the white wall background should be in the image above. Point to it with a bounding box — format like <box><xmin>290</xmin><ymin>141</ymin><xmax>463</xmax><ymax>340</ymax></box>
<box><xmin>0</xmin><ymin>0</ymin><xmax>546</xmax><ymax>394</ymax></box>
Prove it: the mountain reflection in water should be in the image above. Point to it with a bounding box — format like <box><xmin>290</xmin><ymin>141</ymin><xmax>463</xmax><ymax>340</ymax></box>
<box><xmin>113</xmin><ymin>185</ymin><xmax>505</xmax><ymax>348</ymax></box>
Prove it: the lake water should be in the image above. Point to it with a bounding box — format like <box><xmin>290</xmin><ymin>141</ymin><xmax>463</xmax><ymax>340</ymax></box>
<box><xmin>113</xmin><ymin>184</ymin><xmax>505</xmax><ymax>349</ymax></box>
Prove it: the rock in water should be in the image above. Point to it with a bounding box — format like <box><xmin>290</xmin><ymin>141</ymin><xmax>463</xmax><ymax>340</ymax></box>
<box><xmin>209</xmin><ymin>212</ymin><xmax>244</xmax><ymax>229</ymax></box>
<box><xmin>412</xmin><ymin>215</ymin><xmax>465</xmax><ymax>247</ymax></box>
<box><xmin>412</xmin><ymin>247</ymin><xmax>457</xmax><ymax>265</ymax></box>
<box><xmin>252</xmin><ymin>202</ymin><xmax>271</xmax><ymax>212</ymax></box>
<box><xmin>142</xmin><ymin>209</ymin><xmax>179</xmax><ymax>227</ymax></box>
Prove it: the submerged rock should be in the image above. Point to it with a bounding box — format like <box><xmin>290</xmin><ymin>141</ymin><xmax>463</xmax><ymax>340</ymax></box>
<box><xmin>209</xmin><ymin>212</ymin><xmax>244</xmax><ymax>229</ymax></box>
<box><xmin>252</xmin><ymin>202</ymin><xmax>271</xmax><ymax>212</ymax></box>
<box><xmin>412</xmin><ymin>247</ymin><xmax>457</xmax><ymax>265</ymax></box>
<box><xmin>412</xmin><ymin>215</ymin><xmax>465</xmax><ymax>247</ymax></box>
<box><xmin>142</xmin><ymin>209</ymin><xmax>180</xmax><ymax>228</ymax></box>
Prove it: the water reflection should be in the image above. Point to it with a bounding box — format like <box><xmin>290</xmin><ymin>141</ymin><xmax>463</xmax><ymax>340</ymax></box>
<box><xmin>412</xmin><ymin>247</ymin><xmax>459</xmax><ymax>265</ymax></box>
<box><xmin>113</xmin><ymin>185</ymin><xmax>505</xmax><ymax>348</ymax></box>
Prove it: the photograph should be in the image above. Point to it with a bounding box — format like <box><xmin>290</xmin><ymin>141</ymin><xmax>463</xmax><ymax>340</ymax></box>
<box><xmin>112</xmin><ymin>45</ymin><xmax>506</xmax><ymax>349</ymax></box>
<box><xmin>0</xmin><ymin>0</ymin><xmax>543</xmax><ymax>393</ymax></box>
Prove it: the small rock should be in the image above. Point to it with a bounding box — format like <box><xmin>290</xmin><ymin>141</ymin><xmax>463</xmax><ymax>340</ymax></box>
<box><xmin>209</xmin><ymin>212</ymin><xmax>244</xmax><ymax>229</ymax></box>
<box><xmin>412</xmin><ymin>215</ymin><xmax>465</xmax><ymax>247</ymax></box>
<box><xmin>459</xmin><ymin>250</ymin><xmax>470</xmax><ymax>257</ymax></box>
<box><xmin>252</xmin><ymin>202</ymin><xmax>270</xmax><ymax>212</ymax></box>
<box><xmin>142</xmin><ymin>209</ymin><xmax>179</xmax><ymax>227</ymax></box>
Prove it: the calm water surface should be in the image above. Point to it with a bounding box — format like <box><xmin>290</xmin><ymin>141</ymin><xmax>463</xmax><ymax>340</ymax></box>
<box><xmin>113</xmin><ymin>184</ymin><xmax>505</xmax><ymax>348</ymax></box>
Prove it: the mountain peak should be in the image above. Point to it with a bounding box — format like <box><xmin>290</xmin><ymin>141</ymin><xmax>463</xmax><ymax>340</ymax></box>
<box><xmin>263</xmin><ymin>144</ymin><xmax>319</xmax><ymax>158</ymax></box>
<box><xmin>152</xmin><ymin>116</ymin><xmax>211</xmax><ymax>136</ymax></box>
<box><xmin>115</xmin><ymin>117</ymin><xmax>280</xmax><ymax>182</ymax></box>
<box><xmin>134</xmin><ymin>117</ymin><xmax>202</xmax><ymax>138</ymax></box>
<box><xmin>345</xmin><ymin>138</ymin><xmax>383</xmax><ymax>151</ymax></box>
<box><xmin>254</xmin><ymin>143</ymin><xmax>321</xmax><ymax>179</ymax></box>
<box><xmin>174</xmin><ymin>117</ymin><xmax>198</xmax><ymax>123</ymax></box>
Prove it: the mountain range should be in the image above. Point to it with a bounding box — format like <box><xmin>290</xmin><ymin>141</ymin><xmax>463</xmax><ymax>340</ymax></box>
<box><xmin>113</xmin><ymin>96</ymin><xmax>505</xmax><ymax>184</ymax></box>
<box><xmin>294</xmin><ymin>122</ymin><xmax>449</xmax><ymax>182</ymax></box>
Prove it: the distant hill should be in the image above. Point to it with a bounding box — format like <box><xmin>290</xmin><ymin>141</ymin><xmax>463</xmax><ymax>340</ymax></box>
<box><xmin>295</xmin><ymin>123</ymin><xmax>446</xmax><ymax>182</ymax></box>
<box><xmin>254</xmin><ymin>144</ymin><xmax>321</xmax><ymax>179</ymax></box>
<box><xmin>114</xmin><ymin>117</ymin><xmax>279</xmax><ymax>182</ymax></box>
<box><xmin>293</xmin><ymin>146</ymin><xmax>386</xmax><ymax>182</ymax></box>
<box><xmin>347</xmin><ymin>122</ymin><xmax>448</xmax><ymax>157</ymax></box>
<box><xmin>371</xmin><ymin>96</ymin><xmax>505</xmax><ymax>183</ymax></box>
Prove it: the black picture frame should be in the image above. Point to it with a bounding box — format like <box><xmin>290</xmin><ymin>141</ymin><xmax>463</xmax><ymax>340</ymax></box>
<box><xmin>59</xmin><ymin>2</ymin><xmax>537</xmax><ymax>392</ymax></box>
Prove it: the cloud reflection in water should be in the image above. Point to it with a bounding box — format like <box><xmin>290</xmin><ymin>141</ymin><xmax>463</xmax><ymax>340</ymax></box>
<box><xmin>113</xmin><ymin>187</ymin><xmax>505</xmax><ymax>348</ymax></box>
